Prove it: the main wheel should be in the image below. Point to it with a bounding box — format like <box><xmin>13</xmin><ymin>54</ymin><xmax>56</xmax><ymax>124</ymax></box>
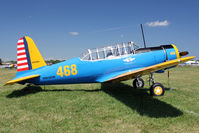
<box><xmin>150</xmin><ymin>83</ymin><xmax>165</xmax><ymax>96</ymax></box>
<box><xmin>133</xmin><ymin>78</ymin><xmax>144</xmax><ymax>88</ymax></box>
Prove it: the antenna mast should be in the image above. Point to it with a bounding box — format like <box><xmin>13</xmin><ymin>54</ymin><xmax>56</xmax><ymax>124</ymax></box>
<box><xmin>140</xmin><ymin>24</ymin><xmax>146</xmax><ymax>48</ymax></box>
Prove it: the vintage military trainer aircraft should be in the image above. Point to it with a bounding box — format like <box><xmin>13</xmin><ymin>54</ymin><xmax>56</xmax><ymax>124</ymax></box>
<box><xmin>5</xmin><ymin>36</ymin><xmax>194</xmax><ymax>96</ymax></box>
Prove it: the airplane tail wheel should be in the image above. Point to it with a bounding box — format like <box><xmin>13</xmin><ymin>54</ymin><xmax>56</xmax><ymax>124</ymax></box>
<box><xmin>133</xmin><ymin>78</ymin><xmax>144</xmax><ymax>88</ymax></box>
<box><xmin>150</xmin><ymin>83</ymin><xmax>165</xmax><ymax>96</ymax></box>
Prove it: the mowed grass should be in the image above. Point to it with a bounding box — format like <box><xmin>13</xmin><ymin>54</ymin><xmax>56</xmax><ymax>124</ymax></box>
<box><xmin>0</xmin><ymin>67</ymin><xmax>199</xmax><ymax>133</ymax></box>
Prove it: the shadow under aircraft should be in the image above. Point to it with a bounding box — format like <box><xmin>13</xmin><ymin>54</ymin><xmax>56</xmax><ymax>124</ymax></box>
<box><xmin>7</xmin><ymin>82</ymin><xmax>183</xmax><ymax>118</ymax></box>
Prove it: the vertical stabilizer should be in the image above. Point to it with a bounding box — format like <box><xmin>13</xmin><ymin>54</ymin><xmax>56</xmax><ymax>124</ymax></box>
<box><xmin>17</xmin><ymin>36</ymin><xmax>46</xmax><ymax>72</ymax></box>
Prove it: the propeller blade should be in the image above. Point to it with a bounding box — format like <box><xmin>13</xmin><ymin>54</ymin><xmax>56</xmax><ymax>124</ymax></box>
<box><xmin>180</xmin><ymin>51</ymin><xmax>189</xmax><ymax>56</ymax></box>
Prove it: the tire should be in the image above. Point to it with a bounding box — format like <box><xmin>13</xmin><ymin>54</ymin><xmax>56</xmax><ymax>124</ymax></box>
<box><xmin>133</xmin><ymin>78</ymin><xmax>144</xmax><ymax>88</ymax></box>
<box><xmin>150</xmin><ymin>83</ymin><xmax>165</xmax><ymax>96</ymax></box>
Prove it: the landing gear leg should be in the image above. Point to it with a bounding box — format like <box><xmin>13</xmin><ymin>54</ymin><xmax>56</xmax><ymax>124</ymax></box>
<box><xmin>149</xmin><ymin>73</ymin><xmax>165</xmax><ymax>96</ymax></box>
<box><xmin>149</xmin><ymin>73</ymin><xmax>155</xmax><ymax>85</ymax></box>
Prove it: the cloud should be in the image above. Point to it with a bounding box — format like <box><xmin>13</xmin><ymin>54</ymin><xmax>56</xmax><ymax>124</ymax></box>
<box><xmin>69</xmin><ymin>32</ymin><xmax>79</xmax><ymax>36</ymax></box>
<box><xmin>146</xmin><ymin>20</ymin><xmax>169</xmax><ymax>27</ymax></box>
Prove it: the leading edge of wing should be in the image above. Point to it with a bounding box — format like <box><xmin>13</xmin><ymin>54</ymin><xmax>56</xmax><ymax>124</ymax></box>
<box><xmin>4</xmin><ymin>75</ymin><xmax>40</xmax><ymax>86</ymax></box>
<box><xmin>105</xmin><ymin>56</ymin><xmax>195</xmax><ymax>82</ymax></box>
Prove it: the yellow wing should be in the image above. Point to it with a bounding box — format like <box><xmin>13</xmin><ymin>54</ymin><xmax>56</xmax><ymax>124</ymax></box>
<box><xmin>4</xmin><ymin>75</ymin><xmax>40</xmax><ymax>86</ymax></box>
<box><xmin>106</xmin><ymin>56</ymin><xmax>195</xmax><ymax>82</ymax></box>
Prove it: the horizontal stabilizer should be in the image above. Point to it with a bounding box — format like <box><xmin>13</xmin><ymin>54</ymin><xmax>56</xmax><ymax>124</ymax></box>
<box><xmin>4</xmin><ymin>75</ymin><xmax>40</xmax><ymax>86</ymax></box>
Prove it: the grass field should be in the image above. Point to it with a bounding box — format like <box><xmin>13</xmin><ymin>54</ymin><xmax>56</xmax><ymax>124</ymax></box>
<box><xmin>0</xmin><ymin>67</ymin><xmax>199</xmax><ymax>133</ymax></box>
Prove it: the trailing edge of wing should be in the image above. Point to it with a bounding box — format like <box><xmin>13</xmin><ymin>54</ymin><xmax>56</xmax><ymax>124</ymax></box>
<box><xmin>4</xmin><ymin>75</ymin><xmax>40</xmax><ymax>86</ymax></box>
<box><xmin>105</xmin><ymin>56</ymin><xmax>195</xmax><ymax>82</ymax></box>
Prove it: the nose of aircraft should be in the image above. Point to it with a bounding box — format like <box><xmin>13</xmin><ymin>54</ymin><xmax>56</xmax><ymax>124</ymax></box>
<box><xmin>171</xmin><ymin>44</ymin><xmax>189</xmax><ymax>58</ymax></box>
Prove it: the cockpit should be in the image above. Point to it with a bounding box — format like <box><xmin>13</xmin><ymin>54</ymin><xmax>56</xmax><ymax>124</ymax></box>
<box><xmin>80</xmin><ymin>41</ymin><xmax>139</xmax><ymax>61</ymax></box>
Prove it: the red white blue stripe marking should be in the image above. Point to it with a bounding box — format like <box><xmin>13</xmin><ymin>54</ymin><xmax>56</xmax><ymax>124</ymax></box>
<box><xmin>17</xmin><ymin>38</ymin><xmax>29</xmax><ymax>72</ymax></box>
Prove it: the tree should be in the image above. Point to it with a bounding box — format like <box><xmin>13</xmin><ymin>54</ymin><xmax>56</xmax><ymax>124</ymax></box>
<box><xmin>7</xmin><ymin>61</ymin><xmax>17</xmax><ymax>64</ymax></box>
<box><xmin>46</xmin><ymin>59</ymin><xmax>64</xmax><ymax>65</ymax></box>
<box><xmin>0</xmin><ymin>58</ymin><xmax>2</xmax><ymax>65</ymax></box>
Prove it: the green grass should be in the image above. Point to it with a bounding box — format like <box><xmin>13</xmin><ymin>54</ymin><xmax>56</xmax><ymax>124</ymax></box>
<box><xmin>0</xmin><ymin>67</ymin><xmax>199</xmax><ymax>133</ymax></box>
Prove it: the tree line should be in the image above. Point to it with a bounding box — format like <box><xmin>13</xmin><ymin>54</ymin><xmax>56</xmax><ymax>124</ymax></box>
<box><xmin>0</xmin><ymin>58</ymin><xmax>63</xmax><ymax>65</ymax></box>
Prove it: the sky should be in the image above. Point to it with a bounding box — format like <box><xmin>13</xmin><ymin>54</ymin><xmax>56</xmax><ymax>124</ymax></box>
<box><xmin>0</xmin><ymin>0</ymin><xmax>199</xmax><ymax>61</ymax></box>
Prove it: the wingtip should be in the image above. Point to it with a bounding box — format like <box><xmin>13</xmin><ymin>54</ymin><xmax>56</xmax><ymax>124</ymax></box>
<box><xmin>188</xmin><ymin>56</ymin><xmax>195</xmax><ymax>60</ymax></box>
<box><xmin>182</xmin><ymin>56</ymin><xmax>195</xmax><ymax>60</ymax></box>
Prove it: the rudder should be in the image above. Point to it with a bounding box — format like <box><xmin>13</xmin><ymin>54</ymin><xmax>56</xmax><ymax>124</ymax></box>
<box><xmin>17</xmin><ymin>36</ymin><xmax>46</xmax><ymax>72</ymax></box>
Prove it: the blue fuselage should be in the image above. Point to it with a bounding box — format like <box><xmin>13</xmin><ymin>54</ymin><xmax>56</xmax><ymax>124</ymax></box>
<box><xmin>16</xmin><ymin>45</ymin><xmax>179</xmax><ymax>85</ymax></box>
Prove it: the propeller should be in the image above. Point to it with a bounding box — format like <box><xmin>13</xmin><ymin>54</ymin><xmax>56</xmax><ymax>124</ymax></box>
<box><xmin>179</xmin><ymin>51</ymin><xmax>189</xmax><ymax>56</ymax></box>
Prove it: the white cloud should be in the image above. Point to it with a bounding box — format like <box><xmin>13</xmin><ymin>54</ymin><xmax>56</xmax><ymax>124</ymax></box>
<box><xmin>69</xmin><ymin>32</ymin><xmax>79</xmax><ymax>36</ymax></box>
<box><xmin>146</xmin><ymin>20</ymin><xmax>169</xmax><ymax>27</ymax></box>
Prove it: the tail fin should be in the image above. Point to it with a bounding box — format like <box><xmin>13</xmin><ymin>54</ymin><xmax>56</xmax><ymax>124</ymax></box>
<box><xmin>17</xmin><ymin>36</ymin><xmax>46</xmax><ymax>72</ymax></box>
